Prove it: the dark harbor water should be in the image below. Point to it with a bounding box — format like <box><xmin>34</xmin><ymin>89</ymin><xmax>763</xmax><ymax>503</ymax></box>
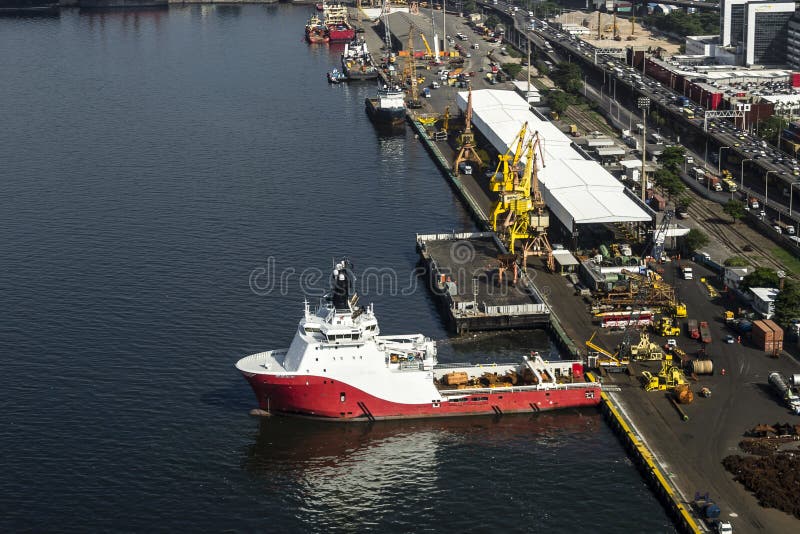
<box><xmin>0</xmin><ymin>5</ymin><xmax>673</xmax><ymax>531</ymax></box>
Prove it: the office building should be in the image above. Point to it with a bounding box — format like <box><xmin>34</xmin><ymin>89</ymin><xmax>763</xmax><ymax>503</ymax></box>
<box><xmin>743</xmin><ymin>1</ymin><xmax>795</xmax><ymax>66</ymax></box>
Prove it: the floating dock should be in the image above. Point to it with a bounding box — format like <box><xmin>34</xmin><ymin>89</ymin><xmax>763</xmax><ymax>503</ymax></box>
<box><xmin>416</xmin><ymin>232</ymin><xmax>550</xmax><ymax>333</ymax></box>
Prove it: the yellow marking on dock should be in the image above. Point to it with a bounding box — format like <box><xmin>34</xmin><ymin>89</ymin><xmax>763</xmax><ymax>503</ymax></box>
<box><xmin>586</xmin><ymin>373</ymin><xmax>702</xmax><ymax>534</ymax></box>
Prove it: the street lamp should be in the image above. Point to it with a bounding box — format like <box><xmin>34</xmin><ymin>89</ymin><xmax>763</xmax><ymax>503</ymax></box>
<box><xmin>765</xmin><ymin>170</ymin><xmax>777</xmax><ymax>208</ymax></box>
<box><xmin>638</xmin><ymin>97</ymin><xmax>651</xmax><ymax>202</ymax></box>
<box><xmin>740</xmin><ymin>158</ymin><xmax>753</xmax><ymax>191</ymax></box>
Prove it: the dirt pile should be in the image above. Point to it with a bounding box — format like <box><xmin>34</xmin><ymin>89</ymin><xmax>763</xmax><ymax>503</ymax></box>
<box><xmin>723</xmin><ymin>446</ymin><xmax>800</xmax><ymax>519</ymax></box>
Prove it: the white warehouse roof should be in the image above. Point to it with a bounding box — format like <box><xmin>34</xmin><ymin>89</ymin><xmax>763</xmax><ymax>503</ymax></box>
<box><xmin>456</xmin><ymin>89</ymin><xmax>651</xmax><ymax>227</ymax></box>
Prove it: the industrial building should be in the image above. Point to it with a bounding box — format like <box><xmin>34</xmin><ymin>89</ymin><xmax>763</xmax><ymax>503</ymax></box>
<box><xmin>455</xmin><ymin>89</ymin><xmax>652</xmax><ymax>240</ymax></box>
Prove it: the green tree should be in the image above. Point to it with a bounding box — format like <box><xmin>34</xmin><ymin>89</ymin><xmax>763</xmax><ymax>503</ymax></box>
<box><xmin>548</xmin><ymin>90</ymin><xmax>573</xmax><ymax>114</ymax></box>
<box><xmin>723</xmin><ymin>199</ymin><xmax>746</xmax><ymax>223</ymax></box>
<box><xmin>464</xmin><ymin>0</ymin><xmax>477</xmax><ymax>13</ymax></box>
<box><xmin>502</xmin><ymin>63</ymin><xmax>523</xmax><ymax>78</ymax></box>
<box><xmin>773</xmin><ymin>279</ymin><xmax>800</xmax><ymax>328</ymax></box>
<box><xmin>684</xmin><ymin>228</ymin><xmax>709</xmax><ymax>252</ymax></box>
<box><xmin>741</xmin><ymin>267</ymin><xmax>779</xmax><ymax>290</ymax></box>
<box><xmin>723</xmin><ymin>256</ymin><xmax>750</xmax><ymax>267</ymax></box>
<box><xmin>551</xmin><ymin>62</ymin><xmax>583</xmax><ymax>94</ymax></box>
<box><xmin>535</xmin><ymin>60</ymin><xmax>550</xmax><ymax>76</ymax></box>
<box><xmin>756</xmin><ymin>115</ymin><xmax>785</xmax><ymax>146</ymax></box>
<box><xmin>659</xmin><ymin>146</ymin><xmax>686</xmax><ymax>174</ymax></box>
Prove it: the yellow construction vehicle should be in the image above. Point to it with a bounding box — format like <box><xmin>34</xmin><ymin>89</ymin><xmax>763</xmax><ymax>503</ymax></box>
<box><xmin>671</xmin><ymin>301</ymin><xmax>688</xmax><ymax>318</ymax></box>
<box><xmin>658</xmin><ymin>316</ymin><xmax>680</xmax><ymax>337</ymax></box>
<box><xmin>419</xmin><ymin>33</ymin><xmax>435</xmax><ymax>59</ymax></box>
<box><xmin>641</xmin><ymin>354</ymin><xmax>687</xmax><ymax>391</ymax></box>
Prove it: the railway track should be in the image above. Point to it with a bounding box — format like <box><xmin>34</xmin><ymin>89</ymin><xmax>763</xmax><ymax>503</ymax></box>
<box><xmin>689</xmin><ymin>197</ymin><xmax>788</xmax><ymax>272</ymax></box>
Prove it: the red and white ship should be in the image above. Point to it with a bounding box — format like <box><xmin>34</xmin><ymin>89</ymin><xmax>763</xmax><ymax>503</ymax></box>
<box><xmin>322</xmin><ymin>3</ymin><xmax>356</xmax><ymax>42</ymax></box>
<box><xmin>305</xmin><ymin>14</ymin><xmax>329</xmax><ymax>44</ymax></box>
<box><xmin>236</xmin><ymin>260</ymin><xmax>601</xmax><ymax>421</ymax></box>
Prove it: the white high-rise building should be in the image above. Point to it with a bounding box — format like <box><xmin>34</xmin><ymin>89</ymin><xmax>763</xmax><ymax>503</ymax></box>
<box><xmin>720</xmin><ymin>0</ymin><xmax>796</xmax><ymax>66</ymax></box>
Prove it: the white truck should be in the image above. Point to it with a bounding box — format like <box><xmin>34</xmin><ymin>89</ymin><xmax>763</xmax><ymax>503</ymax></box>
<box><xmin>682</xmin><ymin>267</ymin><xmax>694</xmax><ymax>280</ymax></box>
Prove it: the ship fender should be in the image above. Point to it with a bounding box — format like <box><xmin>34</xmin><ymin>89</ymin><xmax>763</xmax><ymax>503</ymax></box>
<box><xmin>249</xmin><ymin>408</ymin><xmax>272</xmax><ymax>417</ymax></box>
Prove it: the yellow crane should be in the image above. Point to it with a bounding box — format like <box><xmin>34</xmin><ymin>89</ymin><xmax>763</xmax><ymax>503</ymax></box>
<box><xmin>453</xmin><ymin>86</ymin><xmax>483</xmax><ymax>173</ymax></box>
<box><xmin>406</xmin><ymin>28</ymin><xmax>421</xmax><ymax>109</ymax></box>
<box><xmin>419</xmin><ymin>33</ymin><xmax>436</xmax><ymax>60</ymax></box>
<box><xmin>585</xmin><ymin>331</ymin><xmax>630</xmax><ymax>370</ymax></box>
<box><xmin>490</xmin><ymin>131</ymin><xmax>553</xmax><ymax>265</ymax></box>
<box><xmin>490</xmin><ymin>122</ymin><xmax>528</xmax><ymax>194</ymax></box>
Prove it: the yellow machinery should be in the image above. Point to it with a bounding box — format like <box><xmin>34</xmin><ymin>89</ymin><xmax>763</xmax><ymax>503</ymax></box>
<box><xmin>627</xmin><ymin>331</ymin><xmax>664</xmax><ymax>361</ymax></box>
<box><xmin>405</xmin><ymin>29</ymin><xmax>421</xmax><ymax>109</ymax></box>
<box><xmin>453</xmin><ymin>87</ymin><xmax>483</xmax><ymax>174</ymax></box>
<box><xmin>432</xmin><ymin>106</ymin><xmax>449</xmax><ymax>141</ymax></box>
<box><xmin>641</xmin><ymin>354</ymin><xmax>687</xmax><ymax>392</ymax></box>
<box><xmin>490</xmin><ymin>122</ymin><xmax>527</xmax><ymax>194</ymax></box>
<box><xmin>599</xmin><ymin>269</ymin><xmax>686</xmax><ymax>317</ymax></box>
<box><xmin>658</xmin><ymin>316</ymin><xmax>680</xmax><ymax>337</ymax></box>
<box><xmin>489</xmin><ymin>130</ymin><xmax>554</xmax><ymax>267</ymax></box>
<box><xmin>419</xmin><ymin>33</ymin><xmax>440</xmax><ymax>61</ymax></box>
<box><xmin>586</xmin><ymin>331</ymin><xmax>630</xmax><ymax>370</ymax></box>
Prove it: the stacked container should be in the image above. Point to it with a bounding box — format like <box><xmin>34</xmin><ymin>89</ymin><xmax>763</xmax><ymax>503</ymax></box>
<box><xmin>751</xmin><ymin>320</ymin><xmax>784</xmax><ymax>353</ymax></box>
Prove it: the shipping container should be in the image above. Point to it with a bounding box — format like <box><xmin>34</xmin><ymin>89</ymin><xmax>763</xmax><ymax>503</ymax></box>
<box><xmin>752</xmin><ymin>320</ymin><xmax>783</xmax><ymax>353</ymax></box>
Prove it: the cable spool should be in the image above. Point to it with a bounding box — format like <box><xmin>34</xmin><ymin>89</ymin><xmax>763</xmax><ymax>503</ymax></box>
<box><xmin>692</xmin><ymin>359</ymin><xmax>714</xmax><ymax>375</ymax></box>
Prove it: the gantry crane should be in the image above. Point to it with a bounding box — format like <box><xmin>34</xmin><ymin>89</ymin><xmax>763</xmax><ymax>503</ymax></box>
<box><xmin>453</xmin><ymin>87</ymin><xmax>482</xmax><ymax>173</ymax></box>
<box><xmin>490</xmin><ymin>131</ymin><xmax>554</xmax><ymax>266</ymax></box>
<box><xmin>490</xmin><ymin>122</ymin><xmax>528</xmax><ymax>194</ymax></box>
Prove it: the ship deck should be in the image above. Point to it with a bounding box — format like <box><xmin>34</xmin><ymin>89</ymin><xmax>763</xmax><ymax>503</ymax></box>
<box><xmin>416</xmin><ymin>232</ymin><xmax>550</xmax><ymax>333</ymax></box>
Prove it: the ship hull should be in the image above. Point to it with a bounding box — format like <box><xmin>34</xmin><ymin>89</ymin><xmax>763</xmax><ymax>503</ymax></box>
<box><xmin>327</xmin><ymin>26</ymin><xmax>355</xmax><ymax>42</ymax></box>
<box><xmin>345</xmin><ymin>69</ymin><xmax>379</xmax><ymax>81</ymax></box>
<box><xmin>242</xmin><ymin>373</ymin><xmax>601</xmax><ymax>421</ymax></box>
<box><xmin>365</xmin><ymin>98</ymin><xmax>405</xmax><ymax>127</ymax></box>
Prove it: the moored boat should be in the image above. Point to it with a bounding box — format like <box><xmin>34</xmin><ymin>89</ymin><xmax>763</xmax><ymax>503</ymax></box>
<box><xmin>323</xmin><ymin>3</ymin><xmax>355</xmax><ymax>42</ymax></box>
<box><xmin>235</xmin><ymin>260</ymin><xmax>601</xmax><ymax>421</ymax></box>
<box><xmin>365</xmin><ymin>85</ymin><xmax>406</xmax><ymax>127</ymax></box>
<box><xmin>305</xmin><ymin>14</ymin><xmax>329</xmax><ymax>43</ymax></box>
<box><xmin>341</xmin><ymin>39</ymin><xmax>378</xmax><ymax>80</ymax></box>
<box><xmin>327</xmin><ymin>68</ymin><xmax>347</xmax><ymax>84</ymax></box>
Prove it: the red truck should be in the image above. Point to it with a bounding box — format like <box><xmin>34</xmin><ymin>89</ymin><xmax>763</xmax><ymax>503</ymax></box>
<box><xmin>708</xmin><ymin>176</ymin><xmax>723</xmax><ymax>192</ymax></box>
<box><xmin>699</xmin><ymin>321</ymin><xmax>712</xmax><ymax>344</ymax></box>
<box><xmin>687</xmin><ymin>319</ymin><xmax>699</xmax><ymax>339</ymax></box>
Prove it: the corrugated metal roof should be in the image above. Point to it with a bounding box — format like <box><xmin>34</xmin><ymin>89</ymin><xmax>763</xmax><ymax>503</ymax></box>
<box><xmin>456</xmin><ymin>89</ymin><xmax>651</xmax><ymax>227</ymax></box>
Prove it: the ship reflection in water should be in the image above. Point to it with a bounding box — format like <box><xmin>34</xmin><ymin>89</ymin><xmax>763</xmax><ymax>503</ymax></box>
<box><xmin>242</xmin><ymin>413</ymin><xmax>603</xmax><ymax>531</ymax></box>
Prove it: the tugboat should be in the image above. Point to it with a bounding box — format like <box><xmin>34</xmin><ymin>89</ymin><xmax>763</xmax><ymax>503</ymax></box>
<box><xmin>305</xmin><ymin>14</ymin><xmax>329</xmax><ymax>44</ymax></box>
<box><xmin>365</xmin><ymin>84</ymin><xmax>406</xmax><ymax>127</ymax></box>
<box><xmin>326</xmin><ymin>68</ymin><xmax>347</xmax><ymax>84</ymax></box>
<box><xmin>235</xmin><ymin>260</ymin><xmax>601</xmax><ymax>421</ymax></box>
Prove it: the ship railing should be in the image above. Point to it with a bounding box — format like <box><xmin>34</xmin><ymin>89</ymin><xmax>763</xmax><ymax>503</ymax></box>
<box><xmin>434</xmin><ymin>361</ymin><xmax>505</xmax><ymax>369</ymax></box>
<box><xmin>439</xmin><ymin>382</ymin><xmax>600</xmax><ymax>395</ymax></box>
<box><xmin>483</xmin><ymin>303</ymin><xmax>549</xmax><ymax>315</ymax></box>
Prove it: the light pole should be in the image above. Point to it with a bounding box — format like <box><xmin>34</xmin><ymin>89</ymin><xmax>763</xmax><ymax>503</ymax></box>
<box><xmin>765</xmin><ymin>170</ymin><xmax>777</xmax><ymax>208</ymax></box>
<box><xmin>789</xmin><ymin>181</ymin><xmax>799</xmax><ymax>216</ymax></box>
<box><xmin>740</xmin><ymin>158</ymin><xmax>753</xmax><ymax>191</ymax></box>
<box><xmin>638</xmin><ymin>97</ymin><xmax>650</xmax><ymax>202</ymax></box>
